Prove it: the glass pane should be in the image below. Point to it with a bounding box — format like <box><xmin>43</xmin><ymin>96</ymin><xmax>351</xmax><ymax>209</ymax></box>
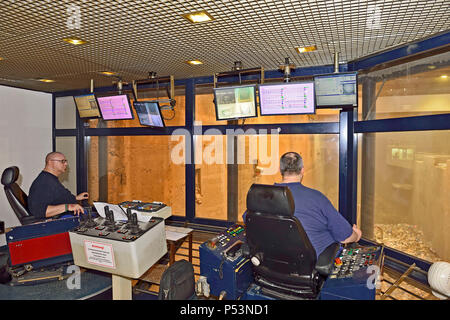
<box><xmin>87</xmin><ymin>135</ymin><xmax>185</xmax><ymax>217</ymax></box>
<box><xmin>55</xmin><ymin>96</ymin><xmax>76</xmax><ymax>129</ymax></box>
<box><xmin>88</xmin><ymin>88</ymin><xmax>185</xmax><ymax>128</ymax></box>
<box><xmin>55</xmin><ymin>136</ymin><xmax>77</xmax><ymax>194</ymax></box>
<box><xmin>237</xmin><ymin>134</ymin><xmax>339</xmax><ymax>222</ymax></box>
<box><xmin>358</xmin><ymin>51</ymin><xmax>450</xmax><ymax>120</ymax></box>
<box><xmin>195</xmin><ymin>87</ymin><xmax>339</xmax><ymax>125</ymax></box>
<box><xmin>194</xmin><ymin>133</ymin><xmax>338</xmax><ymax>222</ymax></box>
<box><xmin>357</xmin><ymin>130</ymin><xmax>450</xmax><ymax>263</ymax></box>
<box><xmin>195</xmin><ymin>135</ymin><xmax>228</xmax><ymax>220</ymax></box>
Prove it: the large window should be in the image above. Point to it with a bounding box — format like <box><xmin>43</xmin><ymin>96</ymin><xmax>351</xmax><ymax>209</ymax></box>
<box><xmin>193</xmin><ymin>132</ymin><xmax>339</xmax><ymax>222</ymax></box>
<box><xmin>87</xmin><ymin>135</ymin><xmax>185</xmax><ymax>217</ymax></box>
<box><xmin>358</xmin><ymin>130</ymin><xmax>450</xmax><ymax>263</ymax></box>
<box><xmin>358</xmin><ymin>51</ymin><xmax>450</xmax><ymax>120</ymax></box>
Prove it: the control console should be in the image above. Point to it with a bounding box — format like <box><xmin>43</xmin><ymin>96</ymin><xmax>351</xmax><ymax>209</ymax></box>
<box><xmin>119</xmin><ymin>201</ymin><xmax>172</xmax><ymax>219</ymax></box>
<box><xmin>69</xmin><ymin>206</ymin><xmax>167</xmax><ymax>278</ymax></box>
<box><xmin>320</xmin><ymin>245</ymin><xmax>383</xmax><ymax>300</ymax></box>
<box><xmin>199</xmin><ymin>224</ymin><xmax>252</xmax><ymax>299</ymax></box>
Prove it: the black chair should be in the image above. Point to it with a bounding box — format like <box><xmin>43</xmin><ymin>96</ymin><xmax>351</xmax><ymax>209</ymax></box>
<box><xmin>1</xmin><ymin>166</ymin><xmax>40</xmax><ymax>225</ymax></box>
<box><xmin>244</xmin><ymin>183</ymin><xmax>339</xmax><ymax>300</ymax></box>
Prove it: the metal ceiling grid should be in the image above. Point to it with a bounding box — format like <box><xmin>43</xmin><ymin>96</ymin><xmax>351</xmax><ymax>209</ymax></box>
<box><xmin>0</xmin><ymin>0</ymin><xmax>448</xmax><ymax>92</ymax></box>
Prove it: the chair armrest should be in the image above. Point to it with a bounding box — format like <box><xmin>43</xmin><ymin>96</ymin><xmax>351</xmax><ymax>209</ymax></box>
<box><xmin>315</xmin><ymin>242</ymin><xmax>340</xmax><ymax>276</ymax></box>
<box><xmin>20</xmin><ymin>216</ymin><xmax>42</xmax><ymax>225</ymax></box>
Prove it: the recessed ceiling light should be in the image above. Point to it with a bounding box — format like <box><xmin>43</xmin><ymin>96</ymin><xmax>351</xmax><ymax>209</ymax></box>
<box><xmin>63</xmin><ymin>37</ymin><xmax>88</xmax><ymax>45</ymax></box>
<box><xmin>37</xmin><ymin>78</ymin><xmax>55</xmax><ymax>83</ymax></box>
<box><xmin>296</xmin><ymin>45</ymin><xmax>317</xmax><ymax>53</ymax></box>
<box><xmin>182</xmin><ymin>10</ymin><xmax>214</xmax><ymax>24</ymax></box>
<box><xmin>99</xmin><ymin>71</ymin><xmax>117</xmax><ymax>76</ymax></box>
<box><xmin>0</xmin><ymin>57</ymin><xmax>4</xmax><ymax>61</ymax></box>
<box><xmin>440</xmin><ymin>75</ymin><xmax>448</xmax><ymax>79</ymax></box>
<box><xmin>186</xmin><ymin>60</ymin><xmax>203</xmax><ymax>65</ymax></box>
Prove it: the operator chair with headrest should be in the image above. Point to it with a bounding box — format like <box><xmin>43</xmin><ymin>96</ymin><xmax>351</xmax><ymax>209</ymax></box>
<box><xmin>1</xmin><ymin>166</ymin><xmax>41</xmax><ymax>225</ymax></box>
<box><xmin>244</xmin><ymin>183</ymin><xmax>340</xmax><ymax>300</ymax></box>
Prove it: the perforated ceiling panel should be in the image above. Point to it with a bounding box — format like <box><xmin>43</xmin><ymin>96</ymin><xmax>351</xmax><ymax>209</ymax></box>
<box><xmin>0</xmin><ymin>0</ymin><xmax>448</xmax><ymax>92</ymax></box>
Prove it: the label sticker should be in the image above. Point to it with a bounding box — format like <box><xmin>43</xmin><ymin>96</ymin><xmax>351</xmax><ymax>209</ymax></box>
<box><xmin>83</xmin><ymin>240</ymin><xmax>116</xmax><ymax>269</ymax></box>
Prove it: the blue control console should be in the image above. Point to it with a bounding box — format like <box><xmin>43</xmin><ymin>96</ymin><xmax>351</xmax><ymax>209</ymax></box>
<box><xmin>320</xmin><ymin>245</ymin><xmax>382</xmax><ymax>300</ymax></box>
<box><xmin>199</xmin><ymin>224</ymin><xmax>253</xmax><ymax>300</ymax></box>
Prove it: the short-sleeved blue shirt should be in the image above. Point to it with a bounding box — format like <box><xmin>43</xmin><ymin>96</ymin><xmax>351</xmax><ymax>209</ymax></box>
<box><xmin>276</xmin><ymin>182</ymin><xmax>352</xmax><ymax>258</ymax></box>
<box><xmin>243</xmin><ymin>182</ymin><xmax>352</xmax><ymax>258</ymax></box>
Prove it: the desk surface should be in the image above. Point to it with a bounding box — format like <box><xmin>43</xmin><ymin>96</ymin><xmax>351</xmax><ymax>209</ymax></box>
<box><xmin>0</xmin><ymin>246</ymin><xmax>112</xmax><ymax>300</ymax></box>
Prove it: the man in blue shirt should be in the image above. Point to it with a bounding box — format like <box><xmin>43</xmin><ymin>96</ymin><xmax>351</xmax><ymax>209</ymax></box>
<box><xmin>28</xmin><ymin>152</ymin><xmax>88</xmax><ymax>219</ymax></box>
<box><xmin>244</xmin><ymin>151</ymin><xmax>362</xmax><ymax>258</ymax></box>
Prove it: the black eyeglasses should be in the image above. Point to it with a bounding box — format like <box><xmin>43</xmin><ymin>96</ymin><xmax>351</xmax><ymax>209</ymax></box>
<box><xmin>49</xmin><ymin>159</ymin><xmax>68</xmax><ymax>164</ymax></box>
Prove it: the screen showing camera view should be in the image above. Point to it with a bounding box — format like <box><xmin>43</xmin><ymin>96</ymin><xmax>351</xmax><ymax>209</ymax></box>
<box><xmin>214</xmin><ymin>85</ymin><xmax>257</xmax><ymax>120</ymax></box>
<box><xmin>259</xmin><ymin>82</ymin><xmax>315</xmax><ymax>115</ymax></box>
<box><xmin>74</xmin><ymin>93</ymin><xmax>101</xmax><ymax>118</ymax></box>
<box><xmin>314</xmin><ymin>73</ymin><xmax>357</xmax><ymax>107</ymax></box>
<box><xmin>133</xmin><ymin>101</ymin><xmax>165</xmax><ymax>127</ymax></box>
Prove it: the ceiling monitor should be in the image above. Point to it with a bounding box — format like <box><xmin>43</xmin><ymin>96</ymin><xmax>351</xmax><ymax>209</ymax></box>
<box><xmin>97</xmin><ymin>94</ymin><xmax>134</xmax><ymax>120</ymax></box>
<box><xmin>258</xmin><ymin>81</ymin><xmax>315</xmax><ymax>116</ymax></box>
<box><xmin>133</xmin><ymin>101</ymin><xmax>165</xmax><ymax>128</ymax></box>
<box><xmin>213</xmin><ymin>85</ymin><xmax>257</xmax><ymax>121</ymax></box>
<box><xmin>73</xmin><ymin>93</ymin><xmax>101</xmax><ymax>118</ymax></box>
<box><xmin>314</xmin><ymin>72</ymin><xmax>358</xmax><ymax>108</ymax></box>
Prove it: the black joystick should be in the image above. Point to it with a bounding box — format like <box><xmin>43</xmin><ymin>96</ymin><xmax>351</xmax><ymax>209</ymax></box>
<box><xmin>104</xmin><ymin>206</ymin><xmax>116</xmax><ymax>230</ymax></box>
<box><xmin>129</xmin><ymin>212</ymin><xmax>140</xmax><ymax>235</ymax></box>
<box><xmin>84</xmin><ymin>206</ymin><xmax>97</xmax><ymax>228</ymax></box>
<box><xmin>126</xmin><ymin>208</ymin><xmax>133</xmax><ymax>223</ymax></box>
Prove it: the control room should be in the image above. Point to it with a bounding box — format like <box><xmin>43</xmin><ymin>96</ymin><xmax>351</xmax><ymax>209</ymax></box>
<box><xmin>0</xmin><ymin>0</ymin><xmax>449</xmax><ymax>306</ymax></box>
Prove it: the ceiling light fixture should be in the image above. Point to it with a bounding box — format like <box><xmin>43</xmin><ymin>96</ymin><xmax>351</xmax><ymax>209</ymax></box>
<box><xmin>186</xmin><ymin>60</ymin><xmax>203</xmax><ymax>65</ymax></box>
<box><xmin>63</xmin><ymin>37</ymin><xmax>88</xmax><ymax>45</ymax></box>
<box><xmin>440</xmin><ymin>75</ymin><xmax>448</xmax><ymax>79</ymax></box>
<box><xmin>296</xmin><ymin>45</ymin><xmax>317</xmax><ymax>53</ymax></box>
<box><xmin>37</xmin><ymin>78</ymin><xmax>55</xmax><ymax>83</ymax></box>
<box><xmin>182</xmin><ymin>10</ymin><xmax>214</xmax><ymax>24</ymax></box>
<box><xmin>100</xmin><ymin>71</ymin><xmax>117</xmax><ymax>76</ymax></box>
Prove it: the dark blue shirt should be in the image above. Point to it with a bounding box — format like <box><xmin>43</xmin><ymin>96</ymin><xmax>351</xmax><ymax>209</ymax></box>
<box><xmin>28</xmin><ymin>171</ymin><xmax>77</xmax><ymax>219</ymax></box>
<box><xmin>243</xmin><ymin>182</ymin><xmax>352</xmax><ymax>258</ymax></box>
<box><xmin>276</xmin><ymin>182</ymin><xmax>352</xmax><ymax>258</ymax></box>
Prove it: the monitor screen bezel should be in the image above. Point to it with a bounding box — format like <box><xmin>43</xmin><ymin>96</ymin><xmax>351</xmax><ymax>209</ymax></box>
<box><xmin>133</xmin><ymin>100</ymin><xmax>166</xmax><ymax>129</ymax></box>
<box><xmin>73</xmin><ymin>93</ymin><xmax>101</xmax><ymax>119</ymax></box>
<box><xmin>213</xmin><ymin>84</ymin><xmax>258</xmax><ymax>121</ymax></box>
<box><xmin>258</xmin><ymin>81</ymin><xmax>316</xmax><ymax>116</ymax></box>
<box><xmin>314</xmin><ymin>71</ymin><xmax>358</xmax><ymax>109</ymax></box>
<box><xmin>96</xmin><ymin>94</ymin><xmax>135</xmax><ymax>121</ymax></box>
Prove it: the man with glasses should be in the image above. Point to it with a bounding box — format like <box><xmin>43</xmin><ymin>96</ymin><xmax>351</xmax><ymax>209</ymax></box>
<box><xmin>28</xmin><ymin>151</ymin><xmax>89</xmax><ymax>219</ymax></box>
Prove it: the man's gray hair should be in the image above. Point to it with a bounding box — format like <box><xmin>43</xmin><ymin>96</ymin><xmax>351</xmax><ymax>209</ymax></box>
<box><xmin>280</xmin><ymin>152</ymin><xmax>303</xmax><ymax>176</ymax></box>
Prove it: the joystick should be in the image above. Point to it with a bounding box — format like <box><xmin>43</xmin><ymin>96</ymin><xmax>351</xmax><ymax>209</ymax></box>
<box><xmin>129</xmin><ymin>212</ymin><xmax>140</xmax><ymax>235</ymax></box>
<box><xmin>104</xmin><ymin>206</ymin><xmax>116</xmax><ymax>230</ymax></box>
<box><xmin>83</xmin><ymin>206</ymin><xmax>97</xmax><ymax>228</ymax></box>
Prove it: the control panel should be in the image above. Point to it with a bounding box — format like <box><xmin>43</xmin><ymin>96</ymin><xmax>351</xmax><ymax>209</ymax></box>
<box><xmin>199</xmin><ymin>224</ymin><xmax>252</xmax><ymax>300</ymax></box>
<box><xmin>69</xmin><ymin>207</ymin><xmax>167</xmax><ymax>279</ymax></box>
<box><xmin>119</xmin><ymin>201</ymin><xmax>172</xmax><ymax>219</ymax></box>
<box><xmin>320</xmin><ymin>245</ymin><xmax>383</xmax><ymax>300</ymax></box>
<box><xmin>73</xmin><ymin>206</ymin><xmax>162</xmax><ymax>242</ymax></box>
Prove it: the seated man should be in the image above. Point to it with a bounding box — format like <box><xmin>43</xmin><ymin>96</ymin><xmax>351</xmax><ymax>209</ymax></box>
<box><xmin>28</xmin><ymin>151</ymin><xmax>88</xmax><ymax>219</ymax></box>
<box><xmin>244</xmin><ymin>151</ymin><xmax>362</xmax><ymax>258</ymax></box>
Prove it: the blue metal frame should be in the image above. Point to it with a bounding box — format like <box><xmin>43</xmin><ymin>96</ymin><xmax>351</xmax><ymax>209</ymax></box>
<box><xmin>51</xmin><ymin>31</ymin><xmax>450</xmax><ymax>280</ymax></box>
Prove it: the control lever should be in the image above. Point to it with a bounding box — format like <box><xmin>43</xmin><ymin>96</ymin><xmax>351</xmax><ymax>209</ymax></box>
<box><xmin>129</xmin><ymin>212</ymin><xmax>140</xmax><ymax>235</ymax></box>
<box><xmin>104</xmin><ymin>206</ymin><xmax>116</xmax><ymax>230</ymax></box>
<box><xmin>83</xmin><ymin>206</ymin><xmax>97</xmax><ymax>228</ymax></box>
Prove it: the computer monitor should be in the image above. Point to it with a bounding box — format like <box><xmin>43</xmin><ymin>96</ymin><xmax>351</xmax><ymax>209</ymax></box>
<box><xmin>133</xmin><ymin>101</ymin><xmax>165</xmax><ymax>128</ymax></box>
<box><xmin>258</xmin><ymin>82</ymin><xmax>315</xmax><ymax>116</ymax></box>
<box><xmin>97</xmin><ymin>94</ymin><xmax>134</xmax><ymax>120</ymax></box>
<box><xmin>73</xmin><ymin>93</ymin><xmax>101</xmax><ymax>118</ymax></box>
<box><xmin>213</xmin><ymin>85</ymin><xmax>257</xmax><ymax>121</ymax></box>
<box><xmin>314</xmin><ymin>72</ymin><xmax>358</xmax><ymax>108</ymax></box>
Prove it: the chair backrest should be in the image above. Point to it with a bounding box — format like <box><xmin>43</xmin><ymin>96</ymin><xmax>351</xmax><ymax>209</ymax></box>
<box><xmin>1</xmin><ymin>166</ymin><xmax>34</xmax><ymax>224</ymax></box>
<box><xmin>245</xmin><ymin>184</ymin><xmax>317</xmax><ymax>282</ymax></box>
